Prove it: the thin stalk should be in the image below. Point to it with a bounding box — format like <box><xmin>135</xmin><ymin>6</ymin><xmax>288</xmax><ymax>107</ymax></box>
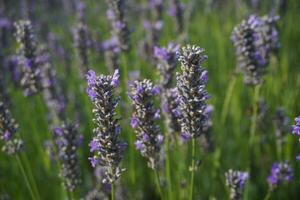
<box><xmin>154</xmin><ymin>170</ymin><xmax>163</xmax><ymax>199</ymax></box>
<box><xmin>16</xmin><ymin>155</ymin><xmax>37</xmax><ymax>200</ymax></box>
<box><xmin>111</xmin><ymin>183</ymin><xmax>115</xmax><ymax>200</ymax></box>
<box><xmin>189</xmin><ymin>138</ymin><xmax>196</xmax><ymax>200</ymax></box>
<box><xmin>263</xmin><ymin>188</ymin><xmax>272</xmax><ymax>200</ymax></box>
<box><xmin>165</xmin><ymin>133</ymin><xmax>173</xmax><ymax>200</ymax></box>
<box><xmin>249</xmin><ymin>85</ymin><xmax>261</xmax><ymax>147</ymax></box>
<box><xmin>221</xmin><ymin>75</ymin><xmax>237</xmax><ymax>124</ymax></box>
<box><xmin>22</xmin><ymin>154</ymin><xmax>41</xmax><ymax>200</ymax></box>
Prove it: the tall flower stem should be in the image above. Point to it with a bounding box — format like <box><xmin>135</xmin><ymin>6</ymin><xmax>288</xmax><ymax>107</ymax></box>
<box><xmin>165</xmin><ymin>133</ymin><xmax>173</xmax><ymax>200</ymax></box>
<box><xmin>189</xmin><ymin>138</ymin><xmax>196</xmax><ymax>200</ymax></box>
<box><xmin>249</xmin><ymin>85</ymin><xmax>261</xmax><ymax>148</ymax></box>
<box><xmin>111</xmin><ymin>183</ymin><xmax>115</xmax><ymax>200</ymax></box>
<box><xmin>22</xmin><ymin>154</ymin><xmax>41</xmax><ymax>200</ymax></box>
<box><xmin>221</xmin><ymin>75</ymin><xmax>237</xmax><ymax>124</ymax></box>
<box><xmin>263</xmin><ymin>188</ymin><xmax>272</xmax><ymax>200</ymax></box>
<box><xmin>16</xmin><ymin>155</ymin><xmax>37</xmax><ymax>200</ymax></box>
<box><xmin>154</xmin><ymin>170</ymin><xmax>163</xmax><ymax>199</ymax></box>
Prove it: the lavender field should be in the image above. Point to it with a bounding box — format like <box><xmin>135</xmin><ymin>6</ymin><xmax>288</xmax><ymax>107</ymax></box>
<box><xmin>1</xmin><ymin>0</ymin><xmax>300</xmax><ymax>199</ymax></box>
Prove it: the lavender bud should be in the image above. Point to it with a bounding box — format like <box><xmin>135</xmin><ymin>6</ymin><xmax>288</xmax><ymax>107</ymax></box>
<box><xmin>129</xmin><ymin>79</ymin><xmax>164</xmax><ymax>169</ymax></box>
<box><xmin>273</xmin><ymin>108</ymin><xmax>289</xmax><ymax>146</ymax></box>
<box><xmin>168</xmin><ymin>0</ymin><xmax>184</xmax><ymax>34</ymax></box>
<box><xmin>106</xmin><ymin>0</ymin><xmax>130</xmax><ymax>51</ymax></box>
<box><xmin>0</xmin><ymin>101</ymin><xmax>24</xmax><ymax>155</ymax></box>
<box><xmin>74</xmin><ymin>22</ymin><xmax>90</xmax><ymax>76</ymax></box>
<box><xmin>53</xmin><ymin>122</ymin><xmax>82</xmax><ymax>192</ymax></box>
<box><xmin>292</xmin><ymin>116</ymin><xmax>300</xmax><ymax>136</ymax></box>
<box><xmin>86</xmin><ymin>69</ymin><xmax>126</xmax><ymax>184</ymax></box>
<box><xmin>14</xmin><ymin>20</ymin><xmax>42</xmax><ymax>96</ymax></box>
<box><xmin>176</xmin><ymin>45</ymin><xmax>210</xmax><ymax>139</ymax></box>
<box><xmin>154</xmin><ymin>43</ymin><xmax>180</xmax><ymax>89</ymax></box>
<box><xmin>267</xmin><ymin>162</ymin><xmax>293</xmax><ymax>188</ymax></box>
<box><xmin>225</xmin><ymin>169</ymin><xmax>249</xmax><ymax>200</ymax></box>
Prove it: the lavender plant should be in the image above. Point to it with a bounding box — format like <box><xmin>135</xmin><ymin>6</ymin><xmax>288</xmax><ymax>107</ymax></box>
<box><xmin>129</xmin><ymin>79</ymin><xmax>163</xmax><ymax>170</ymax></box>
<box><xmin>168</xmin><ymin>0</ymin><xmax>184</xmax><ymax>34</ymax></box>
<box><xmin>267</xmin><ymin>162</ymin><xmax>293</xmax><ymax>188</ymax></box>
<box><xmin>106</xmin><ymin>0</ymin><xmax>130</xmax><ymax>51</ymax></box>
<box><xmin>225</xmin><ymin>170</ymin><xmax>249</xmax><ymax>200</ymax></box>
<box><xmin>291</xmin><ymin>116</ymin><xmax>300</xmax><ymax>160</ymax></box>
<box><xmin>14</xmin><ymin>20</ymin><xmax>42</xmax><ymax>96</ymax></box>
<box><xmin>176</xmin><ymin>44</ymin><xmax>209</xmax><ymax>200</ymax></box>
<box><xmin>53</xmin><ymin>122</ymin><xmax>83</xmax><ymax>192</ymax></box>
<box><xmin>86</xmin><ymin>69</ymin><xmax>126</xmax><ymax>200</ymax></box>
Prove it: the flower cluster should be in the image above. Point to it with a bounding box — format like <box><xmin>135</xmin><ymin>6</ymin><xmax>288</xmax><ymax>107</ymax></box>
<box><xmin>231</xmin><ymin>15</ymin><xmax>280</xmax><ymax>85</ymax></box>
<box><xmin>74</xmin><ymin>22</ymin><xmax>90</xmax><ymax>76</ymax></box>
<box><xmin>225</xmin><ymin>170</ymin><xmax>249</xmax><ymax>200</ymax></box>
<box><xmin>106</xmin><ymin>0</ymin><xmax>130</xmax><ymax>51</ymax></box>
<box><xmin>53</xmin><ymin>123</ymin><xmax>83</xmax><ymax>192</ymax></box>
<box><xmin>273</xmin><ymin>108</ymin><xmax>289</xmax><ymax>146</ymax></box>
<box><xmin>153</xmin><ymin>43</ymin><xmax>180</xmax><ymax>89</ymax></box>
<box><xmin>162</xmin><ymin>87</ymin><xmax>181</xmax><ymax>134</ymax></box>
<box><xmin>0</xmin><ymin>100</ymin><xmax>24</xmax><ymax>155</ymax></box>
<box><xmin>267</xmin><ymin>162</ymin><xmax>293</xmax><ymax>188</ymax></box>
<box><xmin>14</xmin><ymin>20</ymin><xmax>42</xmax><ymax>96</ymax></box>
<box><xmin>168</xmin><ymin>0</ymin><xmax>184</xmax><ymax>34</ymax></box>
<box><xmin>129</xmin><ymin>79</ymin><xmax>164</xmax><ymax>169</ymax></box>
<box><xmin>292</xmin><ymin>116</ymin><xmax>300</xmax><ymax>136</ymax></box>
<box><xmin>86</xmin><ymin>69</ymin><xmax>126</xmax><ymax>184</ymax></box>
<box><xmin>176</xmin><ymin>45</ymin><xmax>209</xmax><ymax>139</ymax></box>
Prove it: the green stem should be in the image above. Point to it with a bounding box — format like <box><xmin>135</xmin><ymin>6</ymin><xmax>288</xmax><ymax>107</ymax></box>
<box><xmin>221</xmin><ymin>75</ymin><xmax>237</xmax><ymax>124</ymax></box>
<box><xmin>22</xmin><ymin>154</ymin><xmax>41</xmax><ymax>200</ymax></box>
<box><xmin>189</xmin><ymin>138</ymin><xmax>196</xmax><ymax>200</ymax></box>
<box><xmin>154</xmin><ymin>170</ymin><xmax>163</xmax><ymax>199</ymax></box>
<box><xmin>16</xmin><ymin>155</ymin><xmax>37</xmax><ymax>200</ymax></box>
<box><xmin>111</xmin><ymin>183</ymin><xmax>115</xmax><ymax>200</ymax></box>
<box><xmin>249</xmin><ymin>85</ymin><xmax>261</xmax><ymax>148</ymax></box>
<box><xmin>165</xmin><ymin>132</ymin><xmax>173</xmax><ymax>200</ymax></box>
<box><xmin>263</xmin><ymin>188</ymin><xmax>272</xmax><ymax>200</ymax></box>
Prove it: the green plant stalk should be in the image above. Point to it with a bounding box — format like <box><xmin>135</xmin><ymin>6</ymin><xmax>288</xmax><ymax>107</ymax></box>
<box><xmin>263</xmin><ymin>188</ymin><xmax>272</xmax><ymax>200</ymax></box>
<box><xmin>249</xmin><ymin>85</ymin><xmax>261</xmax><ymax>148</ymax></box>
<box><xmin>111</xmin><ymin>183</ymin><xmax>115</xmax><ymax>200</ymax></box>
<box><xmin>221</xmin><ymin>75</ymin><xmax>237</xmax><ymax>124</ymax></box>
<box><xmin>21</xmin><ymin>154</ymin><xmax>41</xmax><ymax>200</ymax></box>
<box><xmin>165</xmin><ymin>133</ymin><xmax>173</xmax><ymax>200</ymax></box>
<box><xmin>189</xmin><ymin>138</ymin><xmax>196</xmax><ymax>200</ymax></box>
<box><xmin>16</xmin><ymin>155</ymin><xmax>37</xmax><ymax>200</ymax></box>
<box><xmin>154</xmin><ymin>170</ymin><xmax>163</xmax><ymax>199</ymax></box>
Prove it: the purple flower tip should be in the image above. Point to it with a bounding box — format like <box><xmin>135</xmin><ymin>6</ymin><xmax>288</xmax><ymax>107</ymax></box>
<box><xmin>89</xmin><ymin>140</ymin><xmax>100</xmax><ymax>152</ymax></box>
<box><xmin>111</xmin><ymin>69</ymin><xmax>120</xmax><ymax>87</ymax></box>
<box><xmin>156</xmin><ymin>134</ymin><xmax>164</xmax><ymax>145</ymax></box>
<box><xmin>296</xmin><ymin>154</ymin><xmax>300</xmax><ymax>161</ymax></box>
<box><xmin>88</xmin><ymin>157</ymin><xmax>98</xmax><ymax>168</ymax></box>
<box><xmin>135</xmin><ymin>140</ymin><xmax>144</xmax><ymax>151</ymax></box>
<box><xmin>86</xmin><ymin>70</ymin><xmax>97</xmax><ymax>87</ymax></box>
<box><xmin>54</xmin><ymin>127</ymin><xmax>63</xmax><ymax>136</ymax></box>
<box><xmin>152</xmin><ymin>86</ymin><xmax>160</xmax><ymax>96</ymax></box>
<box><xmin>130</xmin><ymin>117</ymin><xmax>139</xmax><ymax>129</ymax></box>
<box><xmin>154</xmin><ymin>109</ymin><xmax>161</xmax><ymax>120</ymax></box>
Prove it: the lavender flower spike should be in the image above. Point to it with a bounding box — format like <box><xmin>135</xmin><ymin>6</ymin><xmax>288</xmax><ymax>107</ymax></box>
<box><xmin>176</xmin><ymin>45</ymin><xmax>210</xmax><ymax>139</ymax></box>
<box><xmin>106</xmin><ymin>0</ymin><xmax>130</xmax><ymax>51</ymax></box>
<box><xmin>14</xmin><ymin>20</ymin><xmax>42</xmax><ymax>96</ymax></box>
<box><xmin>129</xmin><ymin>79</ymin><xmax>164</xmax><ymax>169</ymax></box>
<box><xmin>0</xmin><ymin>100</ymin><xmax>24</xmax><ymax>155</ymax></box>
<box><xmin>53</xmin><ymin>123</ymin><xmax>82</xmax><ymax>191</ymax></box>
<box><xmin>225</xmin><ymin>169</ymin><xmax>249</xmax><ymax>200</ymax></box>
<box><xmin>267</xmin><ymin>162</ymin><xmax>293</xmax><ymax>188</ymax></box>
<box><xmin>292</xmin><ymin>116</ymin><xmax>300</xmax><ymax>136</ymax></box>
<box><xmin>86</xmin><ymin>69</ymin><xmax>126</xmax><ymax>184</ymax></box>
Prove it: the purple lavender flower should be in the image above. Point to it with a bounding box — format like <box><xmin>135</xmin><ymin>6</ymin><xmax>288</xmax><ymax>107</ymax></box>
<box><xmin>73</xmin><ymin>21</ymin><xmax>90</xmax><ymax>76</ymax></box>
<box><xmin>106</xmin><ymin>0</ymin><xmax>130</xmax><ymax>51</ymax></box>
<box><xmin>53</xmin><ymin>122</ymin><xmax>82</xmax><ymax>191</ymax></box>
<box><xmin>267</xmin><ymin>162</ymin><xmax>293</xmax><ymax>188</ymax></box>
<box><xmin>168</xmin><ymin>0</ymin><xmax>184</xmax><ymax>34</ymax></box>
<box><xmin>176</xmin><ymin>45</ymin><xmax>210</xmax><ymax>139</ymax></box>
<box><xmin>231</xmin><ymin>15</ymin><xmax>280</xmax><ymax>85</ymax></box>
<box><xmin>14</xmin><ymin>20</ymin><xmax>42</xmax><ymax>96</ymax></box>
<box><xmin>129</xmin><ymin>79</ymin><xmax>164</xmax><ymax>169</ymax></box>
<box><xmin>154</xmin><ymin>43</ymin><xmax>180</xmax><ymax>89</ymax></box>
<box><xmin>0</xmin><ymin>100</ymin><xmax>24</xmax><ymax>155</ymax></box>
<box><xmin>225</xmin><ymin>169</ymin><xmax>249</xmax><ymax>200</ymax></box>
<box><xmin>292</xmin><ymin>116</ymin><xmax>300</xmax><ymax>136</ymax></box>
<box><xmin>86</xmin><ymin>69</ymin><xmax>126</xmax><ymax>183</ymax></box>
